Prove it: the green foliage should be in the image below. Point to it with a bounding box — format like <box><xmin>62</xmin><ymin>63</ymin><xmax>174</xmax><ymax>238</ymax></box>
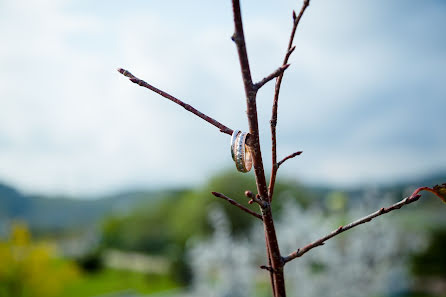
<box><xmin>412</xmin><ymin>229</ymin><xmax>446</xmax><ymax>277</ymax></box>
<box><xmin>101</xmin><ymin>171</ymin><xmax>310</xmax><ymax>254</ymax></box>
<box><xmin>0</xmin><ymin>182</ymin><xmax>163</xmax><ymax>233</ymax></box>
<box><xmin>100</xmin><ymin>171</ymin><xmax>311</xmax><ymax>283</ymax></box>
<box><xmin>59</xmin><ymin>269</ymin><xmax>178</xmax><ymax>297</ymax></box>
<box><xmin>0</xmin><ymin>223</ymin><xmax>79</xmax><ymax>297</ymax></box>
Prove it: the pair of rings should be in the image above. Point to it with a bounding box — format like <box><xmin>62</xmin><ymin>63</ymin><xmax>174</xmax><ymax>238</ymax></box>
<box><xmin>230</xmin><ymin>130</ymin><xmax>252</xmax><ymax>173</ymax></box>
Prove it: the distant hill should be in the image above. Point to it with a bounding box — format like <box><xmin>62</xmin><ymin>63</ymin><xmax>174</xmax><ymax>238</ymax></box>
<box><xmin>308</xmin><ymin>171</ymin><xmax>446</xmax><ymax>200</ymax></box>
<box><xmin>0</xmin><ymin>183</ymin><xmax>169</xmax><ymax>233</ymax></box>
<box><xmin>0</xmin><ymin>171</ymin><xmax>444</xmax><ymax>233</ymax></box>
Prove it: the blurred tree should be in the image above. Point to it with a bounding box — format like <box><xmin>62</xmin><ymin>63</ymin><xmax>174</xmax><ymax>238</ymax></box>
<box><xmin>412</xmin><ymin>229</ymin><xmax>446</xmax><ymax>277</ymax></box>
<box><xmin>100</xmin><ymin>171</ymin><xmax>312</xmax><ymax>283</ymax></box>
<box><xmin>187</xmin><ymin>197</ymin><xmax>425</xmax><ymax>297</ymax></box>
<box><xmin>102</xmin><ymin>171</ymin><xmax>311</xmax><ymax>253</ymax></box>
<box><xmin>0</xmin><ymin>223</ymin><xmax>79</xmax><ymax>297</ymax></box>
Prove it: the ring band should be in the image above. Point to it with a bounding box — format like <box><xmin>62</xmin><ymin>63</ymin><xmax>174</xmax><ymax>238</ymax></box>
<box><xmin>230</xmin><ymin>130</ymin><xmax>241</xmax><ymax>161</ymax></box>
<box><xmin>235</xmin><ymin>132</ymin><xmax>252</xmax><ymax>172</ymax></box>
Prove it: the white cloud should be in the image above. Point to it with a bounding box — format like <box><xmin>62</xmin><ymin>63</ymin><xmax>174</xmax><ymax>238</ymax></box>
<box><xmin>0</xmin><ymin>0</ymin><xmax>445</xmax><ymax>196</ymax></box>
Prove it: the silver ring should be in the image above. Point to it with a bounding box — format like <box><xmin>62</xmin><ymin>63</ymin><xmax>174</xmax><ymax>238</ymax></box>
<box><xmin>235</xmin><ymin>132</ymin><xmax>252</xmax><ymax>173</ymax></box>
<box><xmin>230</xmin><ymin>130</ymin><xmax>241</xmax><ymax>161</ymax></box>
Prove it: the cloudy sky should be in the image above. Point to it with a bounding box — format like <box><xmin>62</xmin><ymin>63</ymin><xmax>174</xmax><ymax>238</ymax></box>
<box><xmin>0</xmin><ymin>0</ymin><xmax>445</xmax><ymax>196</ymax></box>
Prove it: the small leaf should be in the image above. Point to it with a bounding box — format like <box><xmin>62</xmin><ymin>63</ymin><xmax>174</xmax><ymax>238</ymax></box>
<box><xmin>433</xmin><ymin>183</ymin><xmax>446</xmax><ymax>203</ymax></box>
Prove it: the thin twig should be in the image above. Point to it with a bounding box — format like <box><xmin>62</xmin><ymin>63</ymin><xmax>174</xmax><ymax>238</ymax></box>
<box><xmin>277</xmin><ymin>151</ymin><xmax>303</xmax><ymax>168</ymax></box>
<box><xmin>269</xmin><ymin>0</ymin><xmax>310</xmax><ymax>201</ymax></box>
<box><xmin>212</xmin><ymin>192</ymin><xmax>263</xmax><ymax>220</ymax></box>
<box><xmin>117</xmin><ymin>68</ymin><xmax>233</xmax><ymax>135</ymax></box>
<box><xmin>260</xmin><ymin>265</ymin><xmax>276</xmax><ymax>273</ymax></box>
<box><xmin>254</xmin><ymin>64</ymin><xmax>290</xmax><ymax>90</ymax></box>
<box><xmin>283</xmin><ymin>188</ymin><xmax>429</xmax><ymax>263</ymax></box>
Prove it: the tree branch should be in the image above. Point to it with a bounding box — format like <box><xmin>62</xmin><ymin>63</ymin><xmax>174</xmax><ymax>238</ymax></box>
<box><xmin>212</xmin><ymin>192</ymin><xmax>263</xmax><ymax>220</ymax></box>
<box><xmin>117</xmin><ymin>68</ymin><xmax>234</xmax><ymax>135</ymax></box>
<box><xmin>231</xmin><ymin>1</ymin><xmax>285</xmax><ymax>296</ymax></box>
<box><xmin>277</xmin><ymin>151</ymin><xmax>303</xmax><ymax>168</ymax></box>
<box><xmin>254</xmin><ymin>64</ymin><xmax>290</xmax><ymax>91</ymax></box>
<box><xmin>231</xmin><ymin>0</ymin><xmax>269</xmax><ymax>199</ymax></box>
<box><xmin>283</xmin><ymin>187</ymin><xmax>437</xmax><ymax>263</ymax></box>
<box><xmin>269</xmin><ymin>0</ymin><xmax>310</xmax><ymax>201</ymax></box>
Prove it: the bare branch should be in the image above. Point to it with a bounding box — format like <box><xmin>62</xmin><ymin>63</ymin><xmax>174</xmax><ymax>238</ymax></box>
<box><xmin>117</xmin><ymin>68</ymin><xmax>233</xmax><ymax>135</ymax></box>
<box><xmin>231</xmin><ymin>1</ymin><xmax>285</xmax><ymax>295</ymax></box>
<box><xmin>231</xmin><ymin>0</ymin><xmax>269</xmax><ymax>198</ymax></box>
<box><xmin>269</xmin><ymin>0</ymin><xmax>310</xmax><ymax>201</ymax></box>
<box><xmin>283</xmin><ymin>187</ymin><xmax>434</xmax><ymax>263</ymax></box>
<box><xmin>212</xmin><ymin>192</ymin><xmax>263</xmax><ymax>220</ymax></box>
<box><xmin>254</xmin><ymin>64</ymin><xmax>290</xmax><ymax>90</ymax></box>
<box><xmin>277</xmin><ymin>151</ymin><xmax>303</xmax><ymax>168</ymax></box>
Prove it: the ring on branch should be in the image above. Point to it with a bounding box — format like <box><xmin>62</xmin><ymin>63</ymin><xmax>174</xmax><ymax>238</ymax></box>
<box><xmin>230</xmin><ymin>130</ymin><xmax>241</xmax><ymax>161</ymax></box>
<box><xmin>234</xmin><ymin>131</ymin><xmax>252</xmax><ymax>173</ymax></box>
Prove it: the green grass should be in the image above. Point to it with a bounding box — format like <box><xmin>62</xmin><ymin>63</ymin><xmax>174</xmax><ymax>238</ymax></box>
<box><xmin>59</xmin><ymin>269</ymin><xmax>179</xmax><ymax>297</ymax></box>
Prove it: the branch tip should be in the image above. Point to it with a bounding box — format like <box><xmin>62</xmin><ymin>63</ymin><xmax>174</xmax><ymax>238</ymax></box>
<box><xmin>277</xmin><ymin>151</ymin><xmax>303</xmax><ymax>168</ymax></box>
<box><xmin>269</xmin><ymin>0</ymin><xmax>311</xmax><ymax>201</ymax></box>
<box><xmin>117</xmin><ymin>67</ymin><xmax>234</xmax><ymax>137</ymax></box>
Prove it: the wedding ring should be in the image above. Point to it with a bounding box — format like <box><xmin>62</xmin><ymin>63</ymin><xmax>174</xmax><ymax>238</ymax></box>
<box><xmin>230</xmin><ymin>130</ymin><xmax>241</xmax><ymax>161</ymax></box>
<box><xmin>235</xmin><ymin>132</ymin><xmax>252</xmax><ymax>173</ymax></box>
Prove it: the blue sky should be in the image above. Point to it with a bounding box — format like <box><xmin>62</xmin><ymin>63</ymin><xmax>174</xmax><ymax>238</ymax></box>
<box><xmin>0</xmin><ymin>0</ymin><xmax>445</xmax><ymax>196</ymax></box>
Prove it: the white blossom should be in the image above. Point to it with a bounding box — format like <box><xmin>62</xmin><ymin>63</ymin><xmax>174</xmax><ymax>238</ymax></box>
<box><xmin>187</xmin><ymin>191</ymin><xmax>426</xmax><ymax>297</ymax></box>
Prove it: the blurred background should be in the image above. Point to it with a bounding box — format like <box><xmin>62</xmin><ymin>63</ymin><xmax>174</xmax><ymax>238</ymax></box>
<box><xmin>0</xmin><ymin>0</ymin><xmax>445</xmax><ymax>296</ymax></box>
